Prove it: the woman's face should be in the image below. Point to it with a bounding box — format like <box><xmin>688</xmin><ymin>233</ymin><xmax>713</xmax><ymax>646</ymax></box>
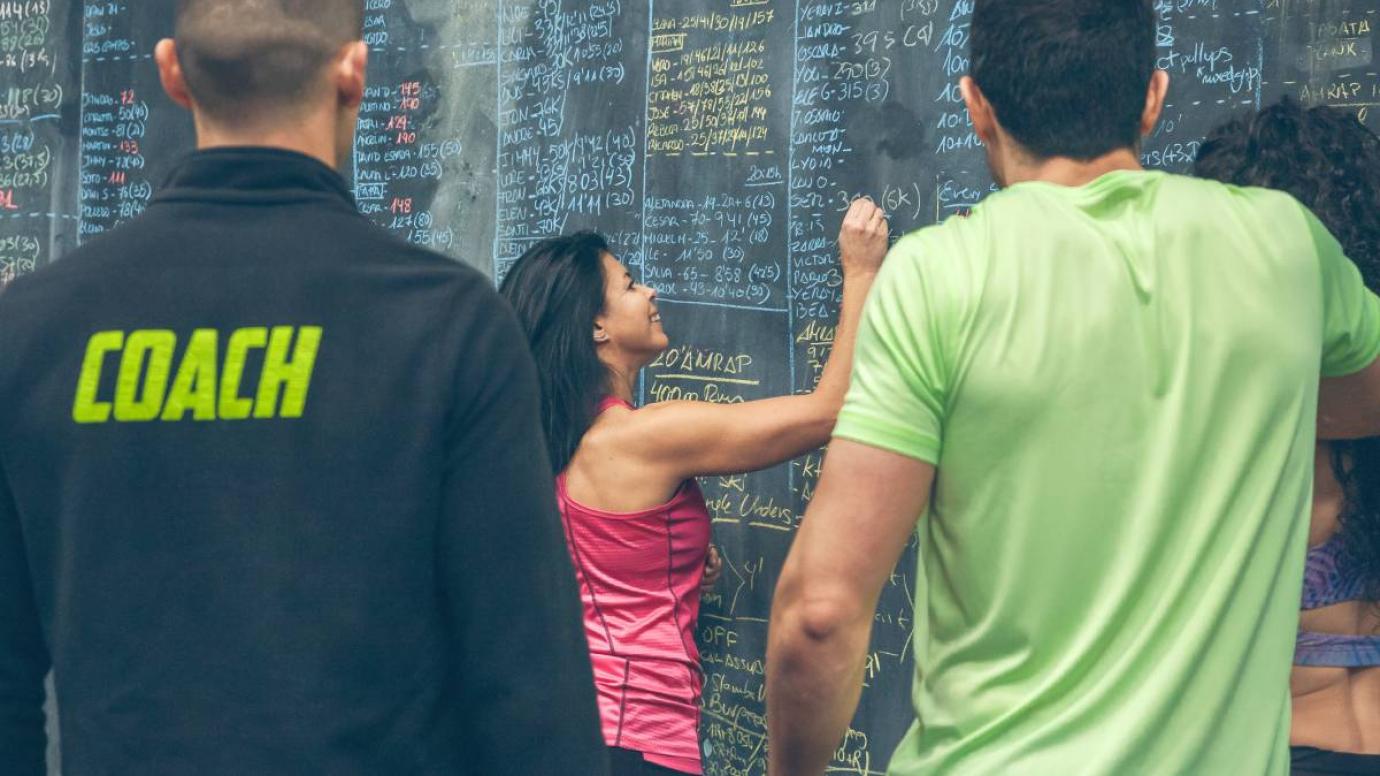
<box><xmin>594</xmin><ymin>252</ymin><xmax>669</xmax><ymax>366</ymax></box>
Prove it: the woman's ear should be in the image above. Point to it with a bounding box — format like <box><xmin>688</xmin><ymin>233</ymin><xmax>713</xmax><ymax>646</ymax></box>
<box><xmin>593</xmin><ymin>324</ymin><xmax>610</xmax><ymax>343</ymax></box>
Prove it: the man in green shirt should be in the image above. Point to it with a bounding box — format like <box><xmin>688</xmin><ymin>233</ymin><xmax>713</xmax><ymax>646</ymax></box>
<box><xmin>766</xmin><ymin>1</ymin><xmax>1380</xmax><ymax>774</ymax></box>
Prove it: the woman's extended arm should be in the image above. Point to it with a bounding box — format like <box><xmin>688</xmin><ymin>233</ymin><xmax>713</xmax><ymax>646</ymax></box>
<box><xmin>620</xmin><ymin>198</ymin><xmax>889</xmax><ymax>480</ymax></box>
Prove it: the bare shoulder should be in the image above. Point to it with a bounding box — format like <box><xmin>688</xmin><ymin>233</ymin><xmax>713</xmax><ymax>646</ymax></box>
<box><xmin>588</xmin><ymin>399</ymin><xmax>704</xmax><ymax>446</ymax></box>
<box><xmin>565</xmin><ymin>403</ymin><xmax>688</xmax><ymax>510</ymax></box>
<box><xmin>576</xmin><ymin>399</ymin><xmax>716</xmax><ymax>464</ymax></box>
<box><xmin>578</xmin><ymin>402</ymin><xmax>642</xmax><ymax>452</ymax></box>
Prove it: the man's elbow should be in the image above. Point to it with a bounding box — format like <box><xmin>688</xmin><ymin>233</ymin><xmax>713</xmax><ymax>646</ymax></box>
<box><xmin>797</xmin><ymin>596</ymin><xmax>858</xmax><ymax>643</ymax></box>
<box><xmin>773</xmin><ymin>589</ymin><xmax>863</xmax><ymax>655</ymax></box>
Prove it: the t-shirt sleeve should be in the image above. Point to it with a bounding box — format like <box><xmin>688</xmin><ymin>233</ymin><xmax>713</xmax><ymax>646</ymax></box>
<box><xmin>1305</xmin><ymin>207</ymin><xmax>1380</xmax><ymax>377</ymax></box>
<box><xmin>833</xmin><ymin>234</ymin><xmax>956</xmax><ymax>465</ymax></box>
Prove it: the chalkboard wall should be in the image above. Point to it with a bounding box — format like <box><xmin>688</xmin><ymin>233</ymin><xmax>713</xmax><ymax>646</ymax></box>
<box><xmin>5</xmin><ymin>1</ymin><xmax>1379</xmax><ymax>773</ymax></box>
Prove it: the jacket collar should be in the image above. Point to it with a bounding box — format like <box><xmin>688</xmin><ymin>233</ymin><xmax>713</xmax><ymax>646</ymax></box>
<box><xmin>153</xmin><ymin>147</ymin><xmax>357</xmax><ymax>210</ymax></box>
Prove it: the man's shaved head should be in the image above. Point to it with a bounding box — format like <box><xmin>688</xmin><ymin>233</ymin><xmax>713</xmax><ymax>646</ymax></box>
<box><xmin>174</xmin><ymin>0</ymin><xmax>363</xmax><ymax>123</ymax></box>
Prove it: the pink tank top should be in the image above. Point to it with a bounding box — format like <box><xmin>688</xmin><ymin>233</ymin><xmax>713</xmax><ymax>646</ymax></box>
<box><xmin>556</xmin><ymin>397</ymin><xmax>712</xmax><ymax>774</ymax></box>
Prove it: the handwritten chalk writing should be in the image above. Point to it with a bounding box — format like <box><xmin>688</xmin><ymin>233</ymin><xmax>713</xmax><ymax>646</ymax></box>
<box><xmin>32</xmin><ymin>3</ymin><xmax>1380</xmax><ymax>773</ymax></box>
<box><xmin>648</xmin><ymin>12</ymin><xmax>774</xmax><ymax>156</ymax></box>
<box><xmin>651</xmin><ymin>347</ymin><xmax>754</xmax><ymax>375</ymax></box>
<box><xmin>0</xmin><ymin>0</ymin><xmax>70</xmax><ymax>286</ymax></box>
<box><xmin>1146</xmin><ymin>0</ymin><xmax>1264</xmax><ymax>172</ymax></box>
<box><xmin>79</xmin><ymin>86</ymin><xmax>152</xmax><ymax>232</ymax></box>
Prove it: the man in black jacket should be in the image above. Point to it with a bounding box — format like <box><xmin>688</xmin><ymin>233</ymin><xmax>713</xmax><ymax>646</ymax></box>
<box><xmin>0</xmin><ymin>1</ymin><xmax>607</xmax><ymax>773</ymax></box>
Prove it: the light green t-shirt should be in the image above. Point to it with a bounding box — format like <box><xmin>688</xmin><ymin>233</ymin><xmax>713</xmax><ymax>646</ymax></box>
<box><xmin>834</xmin><ymin>170</ymin><xmax>1380</xmax><ymax>776</ymax></box>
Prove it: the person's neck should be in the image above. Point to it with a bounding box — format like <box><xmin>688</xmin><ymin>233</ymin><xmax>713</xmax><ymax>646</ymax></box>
<box><xmin>1001</xmin><ymin>148</ymin><xmax>1145</xmax><ymax>189</ymax></box>
<box><xmin>192</xmin><ymin>111</ymin><xmax>340</xmax><ymax>170</ymax></box>
<box><xmin>605</xmin><ymin>365</ymin><xmax>637</xmax><ymax>405</ymax></box>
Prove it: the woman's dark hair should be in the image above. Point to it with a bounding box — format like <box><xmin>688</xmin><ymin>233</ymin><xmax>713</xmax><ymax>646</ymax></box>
<box><xmin>499</xmin><ymin>231</ymin><xmax>611</xmax><ymax>474</ymax></box>
<box><xmin>1196</xmin><ymin>97</ymin><xmax>1380</xmax><ymax>604</ymax></box>
<box><xmin>970</xmin><ymin>0</ymin><xmax>1155</xmax><ymax>160</ymax></box>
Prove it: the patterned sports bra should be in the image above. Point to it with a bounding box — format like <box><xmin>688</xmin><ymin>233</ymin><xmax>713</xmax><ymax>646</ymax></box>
<box><xmin>1295</xmin><ymin>532</ymin><xmax>1380</xmax><ymax>667</ymax></box>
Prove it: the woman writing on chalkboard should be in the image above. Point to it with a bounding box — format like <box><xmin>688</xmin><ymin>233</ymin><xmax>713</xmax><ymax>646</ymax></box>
<box><xmin>1195</xmin><ymin>99</ymin><xmax>1380</xmax><ymax>776</ymax></box>
<box><xmin>499</xmin><ymin>199</ymin><xmax>889</xmax><ymax>776</ymax></box>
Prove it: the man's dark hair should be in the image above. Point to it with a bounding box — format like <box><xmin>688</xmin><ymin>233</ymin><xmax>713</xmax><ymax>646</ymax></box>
<box><xmin>970</xmin><ymin>0</ymin><xmax>1156</xmax><ymax>160</ymax></box>
<box><xmin>174</xmin><ymin>0</ymin><xmax>364</xmax><ymax>122</ymax></box>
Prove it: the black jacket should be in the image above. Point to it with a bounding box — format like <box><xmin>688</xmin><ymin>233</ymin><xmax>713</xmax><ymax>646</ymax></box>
<box><xmin>0</xmin><ymin>148</ymin><xmax>607</xmax><ymax>775</ymax></box>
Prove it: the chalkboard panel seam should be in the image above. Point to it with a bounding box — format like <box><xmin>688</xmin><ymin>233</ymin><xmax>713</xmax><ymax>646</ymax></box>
<box><xmin>786</xmin><ymin>0</ymin><xmax>800</xmax><ymax>495</ymax></box>
<box><xmin>636</xmin><ymin>0</ymin><xmax>656</xmax><ymax>407</ymax></box>
<box><xmin>657</xmin><ymin>298</ymin><xmax>788</xmax><ymax>314</ymax></box>
<box><xmin>81</xmin><ymin>54</ymin><xmax>154</xmax><ymax>63</ymax></box>
<box><xmin>0</xmin><ymin>213</ymin><xmax>80</xmax><ymax>221</ymax></box>
<box><xmin>491</xmin><ymin>0</ymin><xmax>502</xmax><ymax>278</ymax></box>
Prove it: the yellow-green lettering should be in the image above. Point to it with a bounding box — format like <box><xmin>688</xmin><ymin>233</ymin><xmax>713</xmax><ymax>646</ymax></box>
<box><xmin>160</xmin><ymin>329</ymin><xmax>219</xmax><ymax>422</ymax></box>
<box><xmin>72</xmin><ymin>331</ymin><xmax>124</xmax><ymax>424</ymax></box>
<box><xmin>255</xmin><ymin>326</ymin><xmax>322</xmax><ymax>419</ymax></box>
<box><xmin>113</xmin><ymin>330</ymin><xmax>176</xmax><ymax>422</ymax></box>
<box><xmin>220</xmin><ymin>327</ymin><xmax>267</xmax><ymax>420</ymax></box>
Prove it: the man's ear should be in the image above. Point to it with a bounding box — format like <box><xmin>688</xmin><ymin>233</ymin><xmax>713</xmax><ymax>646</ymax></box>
<box><xmin>1140</xmin><ymin>70</ymin><xmax>1170</xmax><ymax>137</ymax></box>
<box><xmin>960</xmin><ymin>76</ymin><xmax>998</xmax><ymax>147</ymax></box>
<box><xmin>154</xmin><ymin>39</ymin><xmax>195</xmax><ymax>111</ymax></box>
<box><xmin>335</xmin><ymin>41</ymin><xmax>368</xmax><ymax>111</ymax></box>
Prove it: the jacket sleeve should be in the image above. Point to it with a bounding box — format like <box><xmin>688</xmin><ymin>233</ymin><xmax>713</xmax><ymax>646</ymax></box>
<box><xmin>0</xmin><ymin>454</ymin><xmax>49</xmax><ymax>774</ymax></box>
<box><xmin>437</xmin><ymin>287</ymin><xmax>608</xmax><ymax>775</ymax></box>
